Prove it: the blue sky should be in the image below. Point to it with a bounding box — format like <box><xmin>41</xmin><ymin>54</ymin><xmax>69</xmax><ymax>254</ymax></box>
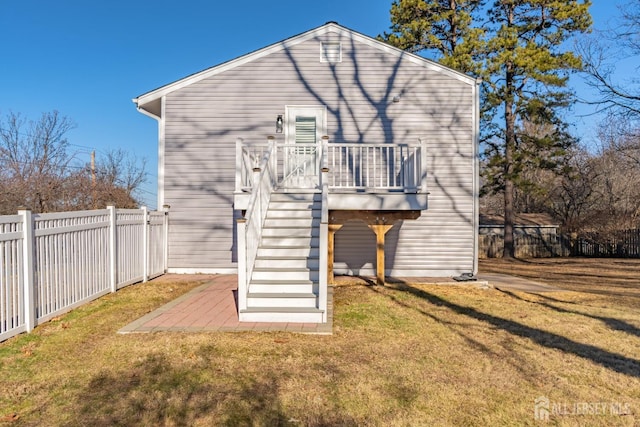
<box><xmin>0</xmin><ymin>1</ymin><xmax>633</xmax><ymax>209</ymax></box>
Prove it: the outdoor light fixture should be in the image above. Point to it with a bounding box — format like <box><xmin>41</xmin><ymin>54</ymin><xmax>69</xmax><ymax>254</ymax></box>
<box><xmin>276</xmin><ymin>115</ymin><xmax>283</xmax><ymax>133</ymax></box>
<box><xmin>393</xmin><ymin>95</ymin><xmax>401</xmax><ymax>103</ymax></box>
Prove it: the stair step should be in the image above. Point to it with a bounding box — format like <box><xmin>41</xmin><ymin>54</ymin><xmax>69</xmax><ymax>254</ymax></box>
<box><xmin>247</xmin><ymin>292</ymin><xmax>317</xmax><ymax>308</ymax></box>
<box><xmin>270</xmin><ymin>192</ymin><xmax>321</xmax><ymax>202</ymax></box>
<box><xmin>254</xmin><ymin>256</ymin><xmax>319</xmax><ymax>269</ymax></box>
<box><xmin>252</xmin><ymin>268</ymin><xmax>318</xmax><ymax>281</ymax></box>
<box><xmin>257</xmin><ymin>246</ymin><xmax>319</xmax><ymax>257</ymax></box>
<box><xmin>269</xmin><ymin>201</ymin><xmax>317</xmax><ymax>210</ymax></box>
<box><xmin>260</xmin><ymin>236</ymin><xmax>319</xmax><ymax>247</ymax></box>
<box><xmin>239</xmin><ymin>307</ymin><xmax>324</xmax><ymax>323</ymax></box>
<box><xmin>263</xmin><ymin>218</ymin><xmax>320</xmax><ymax>228</ymax></box>
<box><xmin>250</xmin><ymin>280</ymin><xmax>316</xmax><ymax>293</ymax></box>
<box><xmin>262</xmin><ymin>226</ymin><xmax>319</xmax><ymax>237</ymax></box>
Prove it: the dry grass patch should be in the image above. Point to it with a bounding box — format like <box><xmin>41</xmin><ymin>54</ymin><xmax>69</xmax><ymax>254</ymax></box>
<box><xmin>480</xmin><ymin>257</ymin><xmax>640</xmax><ymax>308</ymax></box>
<box><xmin>1</xmin><ymin>260</ymin><xmax>639</xmax><ymax>426</ymax></box>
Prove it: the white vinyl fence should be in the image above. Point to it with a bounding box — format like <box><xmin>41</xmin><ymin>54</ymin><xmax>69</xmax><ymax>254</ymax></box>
<box><xmin>0</xmin><ymin>206</ymin><xmax>168</xmax><ymax>342</ymax></box>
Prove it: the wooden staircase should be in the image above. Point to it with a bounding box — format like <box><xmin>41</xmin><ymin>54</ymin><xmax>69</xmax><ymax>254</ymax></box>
<box><xmin>239</xmin><ymin>191</ymin><xmax>324</xmax><ymax>323</ymax></box>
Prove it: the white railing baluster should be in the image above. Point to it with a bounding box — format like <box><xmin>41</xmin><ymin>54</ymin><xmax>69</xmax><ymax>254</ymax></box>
<box><xmin>321</xmin><ymin>142</ymin><xmax>424</xmax><ymax>192</ymax></box>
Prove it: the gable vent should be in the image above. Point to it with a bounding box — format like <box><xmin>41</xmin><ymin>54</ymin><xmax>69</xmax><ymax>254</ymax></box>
<box><xmin>320</xmin><ymin>42</ymin><xmax>342</xmax><ymax>63</ymax></box>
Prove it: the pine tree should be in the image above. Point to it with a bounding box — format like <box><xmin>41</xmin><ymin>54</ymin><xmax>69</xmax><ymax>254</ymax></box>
<box><xmin>381</xmin><ymin>0</ymin><xmax>485</xmax><ymax>74</ymax></box>
<box><xmin>382</xmin><ymin>0</ymin><xmax>591</xmax><ymax>258</ymax></box>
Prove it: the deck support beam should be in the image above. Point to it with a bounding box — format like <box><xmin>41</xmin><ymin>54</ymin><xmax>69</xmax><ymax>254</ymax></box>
<box><xmin>368</xmin><ymin>224</ymin><xmax>394</xmax><ymax>285</ymax></box>
<box><xmin>327</xmin><ymin>210</ymin><xmax>420</xmax><ymax>285</ymax></box>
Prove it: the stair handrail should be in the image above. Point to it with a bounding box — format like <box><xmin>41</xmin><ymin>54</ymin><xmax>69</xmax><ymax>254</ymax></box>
<box><xmin>237</xmin><ymin>136</ymin><xmax>276</xmax><ymax>312</ymax></box>
<box><xmin>318</xmin><ymin>136</ymin><xmax>329</xmax><ymax>322</ymax></box>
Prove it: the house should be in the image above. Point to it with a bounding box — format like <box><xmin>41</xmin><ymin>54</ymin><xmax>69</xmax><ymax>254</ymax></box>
<box><xmin>134</xmin><ymin>22</ymin><xmax>480</xmax><ymax>323</ymax></box>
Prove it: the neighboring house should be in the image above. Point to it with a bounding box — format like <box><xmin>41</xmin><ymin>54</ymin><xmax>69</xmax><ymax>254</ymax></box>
<box><xmin>134</xmin><ymin>22</ymin><xmax>480</xmax><ymax>323</ymax></box>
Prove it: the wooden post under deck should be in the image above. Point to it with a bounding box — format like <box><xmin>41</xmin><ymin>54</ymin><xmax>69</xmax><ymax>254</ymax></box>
<box><xmin>368</xmin><ymin>224</ymin><xmax>394</xmax><ymax>285</ymax></box>
<box><xmin>328</xmin><ymin>210</ymin><xmax>420</xmax><ymax>286</ymax></box>
<box><xmin>327</xmin><ymin>224</ymin><xmax>343</xmax><ymax>284</ymax></box>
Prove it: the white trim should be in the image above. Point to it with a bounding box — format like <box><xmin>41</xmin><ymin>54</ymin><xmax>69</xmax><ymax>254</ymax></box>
<box><xmin>472</xmin><ymin>79</ymin><xmax>480</xmax><ymax>276</ymax></box>
<box><xmin>158</xmin><ymin>96</ymin><xmax>166</xmax><ymax>208</ymax></box>
<box><xmin>167</xmin><ymin>267</ymin><xmax>238</xmax><ymax>274</ymax></box>
<box><xmin>133</xmin><ymin>23</ymin><xmax>475</xmax><ymax>109</ymax></box>
<box><xmin>136</xmin><ymin>105</ymin><xmax>160</xmax><ymax>120</ymax></box>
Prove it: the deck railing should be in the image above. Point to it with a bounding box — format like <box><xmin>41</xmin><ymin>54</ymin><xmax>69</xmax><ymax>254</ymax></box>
<box><xmin>236</xmin><ymin>137</ymin><xmax>276</xmax><ymax>313</ymax></box>
<box><xmin>236</xmin><ymin>138</ymin><xmax>426</xmax><ymax>192</ymax></box>
<box><xmin>0</xmin><ymin>206</ymin><xmax>169</xmax><ymax>342</ymax></box>
<box><xmin>325</xmin><ymin>142</ymin><xmax>424</xmax><ymax>191</ymax></box>
<box><xmin>274</xmin><ymin>142</ymin><xmax>321</xmax><ymax>189</ymax></box>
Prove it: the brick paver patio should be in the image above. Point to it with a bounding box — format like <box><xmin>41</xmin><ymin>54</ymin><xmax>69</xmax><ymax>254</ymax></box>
<box><xmin>119</xmin><ymin>275</ymin><xmax>333</xmax><ymax>335</ymax></box>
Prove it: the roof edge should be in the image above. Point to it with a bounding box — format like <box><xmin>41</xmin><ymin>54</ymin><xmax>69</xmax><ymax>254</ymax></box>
<box><xmin>134</xmin><ymin>22</ymin><xmax>476</xmax><ymax>110</ymax></box>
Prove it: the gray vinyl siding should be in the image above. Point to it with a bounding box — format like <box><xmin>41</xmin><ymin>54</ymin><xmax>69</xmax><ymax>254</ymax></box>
<box><xmin>162</xmin><ymin>30</ymin><xmax>476</xmax><ymax>275</ymax></box>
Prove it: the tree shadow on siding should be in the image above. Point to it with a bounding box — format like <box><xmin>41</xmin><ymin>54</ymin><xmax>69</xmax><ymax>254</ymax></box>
<box><xmin>333</xmin><ymin>219</ymin><xmax>401</xmax><ymax>276</ymax></box>
<box><xmin>161</xmin><ymin>28</ymin><xmax>477</xmax><ymax>270</ymax></box>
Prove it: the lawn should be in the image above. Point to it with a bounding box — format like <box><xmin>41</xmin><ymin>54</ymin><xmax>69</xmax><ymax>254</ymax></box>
<box><xmin>1</xmin><ymin>259</ymin><xmax>639</xmax><ymax>426</ymax></box>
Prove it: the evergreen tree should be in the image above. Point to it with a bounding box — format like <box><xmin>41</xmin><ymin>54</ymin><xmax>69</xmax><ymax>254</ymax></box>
<box><xmin>381</xmin><ymin>0</ymin><xmax>485</xmax><ymax>74</ymax></box>
<box><xmin>382</xmin><ymin>0</ymin><xmax>591</xmax><ymax>258</ymax></box>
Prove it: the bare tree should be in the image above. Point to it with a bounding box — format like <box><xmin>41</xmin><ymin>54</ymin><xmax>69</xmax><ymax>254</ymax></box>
<box><xmin>0</xmin><ymin>111</ymin><xmax>148</xmax><ymax>213</ymax></box>
<box><xmin>0</xmin><ymin>111</ymin><xmax>75</xmax><ymax>213</ymax></box>
<box><xmin>579</xmin><ymin>0</ymin><xmax>640</xmax><ymax>119</ymax></box>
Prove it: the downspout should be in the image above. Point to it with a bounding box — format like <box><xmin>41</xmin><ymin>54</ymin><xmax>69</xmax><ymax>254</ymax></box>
<box><xmin>132</xmin><ymin>97</ymin><xmax>164</xmax><ymax>209</ymax></box>
<box><xmin>472</xmin><ymin>77</ymin><xmax>482</xmax><ymax>275</ymax></box>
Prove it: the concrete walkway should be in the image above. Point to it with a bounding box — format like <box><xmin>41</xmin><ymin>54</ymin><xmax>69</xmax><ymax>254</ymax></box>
<box><xmin>476</xmin><ymin>273</ymin><xmax>562</xmax><ymax>292</ymax></box>
<box><xmin>119</xmin><ymin>275</ymin><xmax>333</xmax><ymax>335</ymax></box>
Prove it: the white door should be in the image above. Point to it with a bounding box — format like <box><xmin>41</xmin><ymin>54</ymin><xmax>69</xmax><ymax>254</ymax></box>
<box><xmin>283</xmin><ymin>106</ymin><xmax>326</xmax><ymax>188</ymax></box>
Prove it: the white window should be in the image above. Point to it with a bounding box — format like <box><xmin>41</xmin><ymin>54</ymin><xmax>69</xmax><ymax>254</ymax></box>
<box><xmin>320</xmin><ymin>42</ymin><xmax>342</xmax><ymax>63</ymax></box>
<box><xmin>295</xmin><ymin>116</ymin><xmax>317</xmax><ymax>144</ymax></box>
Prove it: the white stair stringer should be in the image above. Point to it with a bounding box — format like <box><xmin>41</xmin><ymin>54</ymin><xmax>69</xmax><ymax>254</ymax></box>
<box><xmin>239</xmin><ymin>191</ymin><xmax>325</xmax><ymax>323</ymax></box>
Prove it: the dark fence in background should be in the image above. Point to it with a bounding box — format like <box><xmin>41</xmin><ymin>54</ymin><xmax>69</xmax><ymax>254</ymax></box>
<box><xmin>480</xmin><ymin>227</ymin><xmax>640</xmax><ymax>259</ymax></box>
<box><xmin>572</xmin><ymin>229</ymin><xmax>640</xmax><ymax>258</ymax></box>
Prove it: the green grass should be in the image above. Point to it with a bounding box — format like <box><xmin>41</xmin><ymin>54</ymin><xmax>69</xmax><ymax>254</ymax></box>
<box><xmin>1</xmin><ymin>261</ymin><xmax>639</xmax><ymax>426</ymax></box>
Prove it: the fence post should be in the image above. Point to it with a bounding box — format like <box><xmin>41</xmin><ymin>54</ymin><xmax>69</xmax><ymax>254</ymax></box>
<box><xmin>107</xmin><ymin>205</ymin><xmax>117</xmax><ymax>292</ymax></box>
<box><xmin>142</xmin><ymin>206</ymin><xmax>149</xmax><ymax>283</ymax></box>
<box><xmin>18</xmin><ymin>208</ymin><xmax>36</xmax><ymax>332</ymax></box>
<box><xmin>163</xmin><ymin>204</ymin><xmax>170</xmax><ymax>273</ymax></box>
<box><xmin>236</xmin><ymin>218</ymin><xmax>247</xmax><ymax>312</ymax></box>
